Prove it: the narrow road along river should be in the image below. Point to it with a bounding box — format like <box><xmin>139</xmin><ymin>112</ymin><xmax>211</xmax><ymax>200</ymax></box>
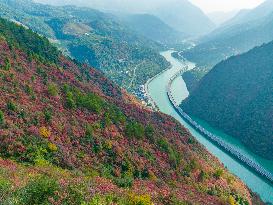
<box><xmin>147</xmin><ymin>50</ymin><xmax>273</xmax><ymax>203</ymax></box>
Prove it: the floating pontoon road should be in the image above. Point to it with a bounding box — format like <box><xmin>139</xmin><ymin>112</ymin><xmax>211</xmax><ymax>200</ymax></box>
<box><xmin>147</xmin><ymin>50</ymin><xmax>273</xmax><ymax>203</ymax></box>
<box><xmin>167</xmin><ymin>70</ymin><xmax>273</xmax><ymax>184</ymax></box>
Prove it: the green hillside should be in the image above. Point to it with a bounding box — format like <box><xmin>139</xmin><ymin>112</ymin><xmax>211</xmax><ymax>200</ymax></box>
<box><xmin>181</xmin><ymin>41</ymin><xmax>273</xmax><ymax>160</ymax></box>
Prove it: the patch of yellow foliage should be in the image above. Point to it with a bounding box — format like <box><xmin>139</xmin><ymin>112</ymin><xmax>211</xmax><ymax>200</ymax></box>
<box><xmin>228</xmin><ymin>195</ymin><xmax>236</xmax><ymax>205</ymax></box>
<box><xmin>39</xmin><ymin>127</ymin><xmax>51</xmax><ymax>138</ymax></box>
<box><xmin>128</xmin><ymin>193</ymin><xmax>153</xmax><ymax>205</ymax></box>
<box><xmin>48</xmin><ymin>143</ymin><xmax>58</xmax><ymax>152</ymax></box>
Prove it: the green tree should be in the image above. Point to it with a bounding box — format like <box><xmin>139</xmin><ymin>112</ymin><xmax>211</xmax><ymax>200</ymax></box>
<box><xmin>0</xmin><ymin>110</ymin><xmax>4</xmax><ymax>125</ymax></box>
<box><xmin>145</xmin><ymin>124</ymin><xmax>155</xmax><ymax>142</ymax></box>
<box><xmin>65</xmin><ymin>91</ymin><xmax>76</xmax><ymax>109</ymax></box>
<box><xmin>213</xmin><ymin>168</ymin><xmax>223</xmax><ymax>179</ymax></box>
<box><xmin>3</xmin><ymin>58</ymin><xmax>11</xmax><ymax>71</ymax></box>
<box><xmin>7</xmin><ymin>101</ymin><xmax>16</xmax><ymax>112</ymax></box>
<box><xmin>18</xmin><ymin>176</ymin><xmax>59</xmax><ymax>204</ymax></box>
<box><xmin>47</xmin><ymin>83</ymin><xmax>58</xmax><ymax>96</ymax></box>
<box><xmin>125</xmin><ymin>121</ymin><xmax>145</xmax><ymax>140</ymax></box>
<box><xmin>199</xmin><ymin>170</ymin><xmax>208</xmax><ymax>182</ymax></box>
<box><xmin>43</xmin><ymin>109</ymin><xmax>52</xmax><ymax>123</ymax></box>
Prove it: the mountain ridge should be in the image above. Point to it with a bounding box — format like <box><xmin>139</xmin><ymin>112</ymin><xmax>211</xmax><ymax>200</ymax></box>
<box><xmin>181</xmin><ymin>41</ymin><xmax>273</xmax><ymax>160</ymax></box>
<box><xmin>116</xmin><ymin>13</ymin><xmax>187</xmax><ymax>45</ymax></box>
<box><xmin>221</xmin><ymin>0</ymin><xmax>273</xmax><ymax>28</ymax></box>
<box><xmin>181</xmin><ymin>0</ymin><xmax>273</xmax><ymax>92</ymax></box>
<box><xmin>207</xmin><ymin>10</ymin><xmax>239</xmax><ymax>26</ymax></box>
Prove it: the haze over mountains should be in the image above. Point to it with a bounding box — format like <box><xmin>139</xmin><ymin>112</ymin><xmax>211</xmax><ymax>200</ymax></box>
<box><xmin>207</xmin><ymin>10</ymin><xmax>239</xmax><ymax>25</ymax></box>
<box><xmin>116</xmin><ymin>13</ymin><xmax>187</xmax><ymax>44</ymax></box>
<box><xmin>222</xmin><ymin>0</ymin><xmax>273</xmax><ymax>27</ymax></box>
<box><xmin>186</xmin><ymin>0</ymin><xmax>273</xmax><ymax>67</ymax></box>
<box><xmin>182</xmin><ymin>0</ymin><xmax>273</xmax><ymax>92</ymax></box>
<box><xmin>35</xmin><ymin>0</ymin><xmax>216</xmax><ymax>36</ymax></box>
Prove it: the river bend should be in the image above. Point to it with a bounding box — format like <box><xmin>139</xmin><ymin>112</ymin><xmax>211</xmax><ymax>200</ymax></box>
<box><xmin>147</xmin><ymin>50</ymin><xmax>273</xmax><ymax>203</ymax></box>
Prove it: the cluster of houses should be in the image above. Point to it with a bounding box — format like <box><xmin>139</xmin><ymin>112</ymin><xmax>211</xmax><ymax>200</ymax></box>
<box><xmin>133</xmin><ymin>85</ymin><xmax>149</xmax><ymax>105</ymax></box>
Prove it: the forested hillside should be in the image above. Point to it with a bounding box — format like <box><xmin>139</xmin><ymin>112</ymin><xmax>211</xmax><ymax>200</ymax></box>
<box><xmin>0</xmin><ymin>0</ymin><xmax>170</xmax><ymax>94</ymax></box>
<box><xmin>181</xmin><ymin>0</ymin><xmax>273</xmax><ymax>90</ymax></box>
<box><xmin>181</xmin><ymin>42</ymin><xmax>273</xmax><ymax>160</ymax></box>
<box><xmin>35</xmin><ymin>0</ymin><xmax>215</xmax><ymax>37</ymax></box>
<box><xmin>184</xmin><ymin>12</ymin><xmax>273</xmax><ymax>67</ymax></box>
<box><xmin>0</xmin><ymin>17</ymin><xmax>261</xmax><ymax>204</ymax></box>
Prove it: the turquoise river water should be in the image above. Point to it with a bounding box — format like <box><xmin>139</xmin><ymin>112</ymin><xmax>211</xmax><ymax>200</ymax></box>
<box><xmin>147</xmin><ymin>50</ymin><xmax>273</xmax><ymax>203</ymax></box>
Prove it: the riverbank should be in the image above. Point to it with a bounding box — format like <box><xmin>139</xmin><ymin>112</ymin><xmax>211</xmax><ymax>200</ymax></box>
<box><xmin>147</xmin><ymin>50</ymin><xmax>273</xmax><ymax>203</ymax></box>
<box><xmin>166</xmin><ymin>69</ymin><xmax>273</xmax><ymax>186</ymax></box>
<box><xmin>144</xmin><ymin>64</ymin><xmax>172</xmax><ymax>110</ymax></box>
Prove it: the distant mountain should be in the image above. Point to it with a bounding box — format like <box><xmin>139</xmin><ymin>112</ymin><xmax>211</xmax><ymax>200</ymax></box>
<box><xmin>151</xmin><ymin>0</ymin><xmax>215</xmax><ymax>36</ymax></box>
<box><xmin>0</xmin><ymin>0</ymin><xmax>170</xmax><ymax>94</ymax></box>
<box><xmin>181</xmin><ymin>41</ymin><xmax>273</xmax><ymax>160</ymax></box>
<box><xmin>208</xmin><ymin>10</ymin><xmax>238</xmax><ymax>26</ymax></box>
<box><xmin>222</xmin><ymin>0</ymin><xmax>273</xmax><ymax>27</ymax></box>
<box><xmin>117</xmin><ymin>13</ymin><xmax>186</xmax><ymax>45</ymax></box>
<box><xmin>185</xmin><ymin>13</ymin><xmax>273</xmax><ymax>68</ymax></box>
<box><xmin>35</xmin><ymin>0</ymin><xmax>216</xmax><ymax>37</ymax></box>
<box><xmin>219</xmin><ymin>9</ymin><xmax>250</xmax><ymax>28</ymax></box>
<box><xmin>187</xmin><ymin>0</ymin><xmax>273</xmax><ymax>66</ymax></box>
<box><xmin>181</xmin><ymin>0</ymin><xmax>273</xmax><ymax>90</ymax></box>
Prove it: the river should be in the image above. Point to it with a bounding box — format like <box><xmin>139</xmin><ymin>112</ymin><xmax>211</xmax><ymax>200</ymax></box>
<box><xmin>147</xmin><ymin>50</ymin><xmax>273</xmax><ymax>203</ymax></box>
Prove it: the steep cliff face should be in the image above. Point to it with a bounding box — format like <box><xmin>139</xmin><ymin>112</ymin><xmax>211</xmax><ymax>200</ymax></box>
<box><xmin>0</xmin><ymin>18</ymin><xmax>259</xmax><ymax>204</ymax></box>
<box><xmin>182</xmin><ymin>41</ymin><xmax>273</xmax><ymax>160</ymax></box>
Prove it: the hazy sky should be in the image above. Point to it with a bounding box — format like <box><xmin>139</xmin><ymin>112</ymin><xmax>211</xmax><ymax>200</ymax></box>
<box><xmin>190</xmin><ymin>0</ymin><xmax>265</xmax><ymax>13</ymax></box>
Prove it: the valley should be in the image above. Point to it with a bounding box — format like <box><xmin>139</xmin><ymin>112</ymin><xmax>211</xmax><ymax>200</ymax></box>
<box><xmin>0</xmin><ymin>16</ymin><xmax>260</xmax><ymax>204</ymax></box>
<box><xmin>147</xmin><ymin>50</ymin><xmax>273</xmax><ymax>203</ymax></box>
<box><xmin>180</xmin><ymin>0</ymin><xmax>273</xmax><ymax>90</ymax></box>
<box><xmin>0</xmin><ymin>0</ymin><xmax>171</xmax><ymax>95</ymax></box>
<box><xmin>0</xmin><ymin>0</ymin><xmax>272</xmax><ymax>204</ymax></box>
